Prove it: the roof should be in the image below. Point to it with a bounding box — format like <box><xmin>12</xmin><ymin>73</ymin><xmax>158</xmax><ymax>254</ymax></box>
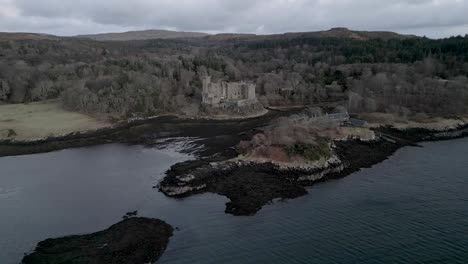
<box><xmin>349</xmin><ymin>118</ymin><xmax>368</xmax><ymax>127</ymax></box>
<box><xmin>327</xmin><ymin>113</ymin><xmax>350</xmax><ymax>120</ymax></box>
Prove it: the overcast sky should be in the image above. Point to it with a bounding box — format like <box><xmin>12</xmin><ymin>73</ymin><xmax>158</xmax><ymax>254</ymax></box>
<box><xmin>1</xmin><ymin>0</ymin><xmax>467</xmax><ymax>38</ymax></box>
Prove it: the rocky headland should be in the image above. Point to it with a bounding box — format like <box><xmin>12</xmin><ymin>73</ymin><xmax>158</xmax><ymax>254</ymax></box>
<box><xmin>159</xmin><ymin>121</ymin><xmax>468</xmax><ymax>216</ymax></box>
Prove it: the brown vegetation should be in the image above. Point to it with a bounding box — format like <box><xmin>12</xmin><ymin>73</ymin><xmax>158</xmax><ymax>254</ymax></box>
<box><xmin>238</xmin><ymin>116</ymin><xmax>341</xmax><ymax>163</ymax></box>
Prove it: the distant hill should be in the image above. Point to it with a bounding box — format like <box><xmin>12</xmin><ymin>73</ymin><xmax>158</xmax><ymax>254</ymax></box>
<box><xmin>202</xmin><ymin>33</ymin><xmax>257</xmax><ymax>41</ymax></box>
<box><xmin>311</xmin><ymin>27</ymin><xmax>417</xmax><ymax>40</ymax></box>
<box><xmin>266</xmin><ymin>28</ymin><xmax>418</xmax><ymax>41</ymax></box>
<box><xmin>199</xmin><ymin>28</ymin><xmax>418</xmax><ymax>44</ymax></box>
<box><xmin>0</xmin><ymin>28</ymin><xmax>419</xmax><ymax>43</ymax></box>
<box><xmin>0</xmin><ymin>32</ymin><xmax>60</xmax><ymax>41</ymax></box>
<box><xmin>77</xmin><ymin>29</ymin><xmax>210</xmax><ymax>41</ymax></box>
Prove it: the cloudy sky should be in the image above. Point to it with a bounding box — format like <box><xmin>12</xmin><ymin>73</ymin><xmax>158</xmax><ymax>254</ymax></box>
<box><xmin>0</xmin><ymin>0</ymin><xmax>467</xmax><ymax>38</ymax></box>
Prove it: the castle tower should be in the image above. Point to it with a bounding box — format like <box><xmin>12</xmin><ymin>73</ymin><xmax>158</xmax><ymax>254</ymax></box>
<box><xmin>247</xmin><ymin>83</ymin><xmax>256</xmax><ymax>100</ymax></box>
<box><xmin>201</xmin><ymin>76</ymin><xmax>212</xmax><ymax>95</ymax></box>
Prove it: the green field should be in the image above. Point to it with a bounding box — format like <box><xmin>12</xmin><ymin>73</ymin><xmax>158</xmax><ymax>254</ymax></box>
<box><xmin>0</xmin><ymin>100</ymin><xmax>110</xmax><ymax>141</ymax></box>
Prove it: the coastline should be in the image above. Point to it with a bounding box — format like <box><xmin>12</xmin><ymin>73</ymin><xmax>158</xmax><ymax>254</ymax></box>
<box><xmin>3</xmin><ymin>109</ymin><xmax>467</xmax><ymax>216</ymax></box>
<box><xmin>0</xmin><ymin>108</ymin><xmax>295</xmax><ymax>158</ymax></box>
<box><xmin>159</xmin><ymin>123</ymin><xmax>468</xmax><ymax>216</ymax></box>
<box><xmin>5</xmin><ymin>116</ymin><xmax>468</xmax><ymax>263</ymax></box>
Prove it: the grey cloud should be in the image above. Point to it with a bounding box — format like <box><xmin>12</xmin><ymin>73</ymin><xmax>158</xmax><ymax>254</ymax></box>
<box><xmin>1</xmin><ymin>0</ymin><xmax>468</xmax><ymax>38</ymax></box>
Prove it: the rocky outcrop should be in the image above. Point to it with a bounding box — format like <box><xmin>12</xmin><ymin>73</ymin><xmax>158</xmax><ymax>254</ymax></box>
<box><xmin>379</xmin><ymin>123</ymin><xmax>468</xmax><ymax>142</ymax></box>
<box><xmin>159</xmin><ymin>153</ymin><xmax>346</xmax><ymax>215</ymax></box>
<box><xmin>159</xmin><ymin>131</ymin><xmax>444</xmax><ymax>216</ymax></box>
<box><xmin>21</xmin><ymin>218</ymin><xmax>173</xmax><ymax>264</ymax></box>
<box><xmin>433</xmin><ymin>126</ymin><xmax>468</xmax><ymax>139</ymax></box>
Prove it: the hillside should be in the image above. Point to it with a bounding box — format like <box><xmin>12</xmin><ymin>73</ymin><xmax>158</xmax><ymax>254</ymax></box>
<box><xmin>0</xmin><ymin>32</ymin><xmax>60</xmax><ymax>42</ymax></box>
<box><xmin>307</xmin><ymin>27</ymin><xmax>418</xmax><ymax>40</ymax></box>
<box><xmin>77</xmin><ymin>29</ymin><xmax>210</xmax><ymax>41</ymax></box>
<box><xmin>0</xmin><ymin>27</ymin><xmax>466</xmax><ymax>122</ymax></box>
<box><xmin>199</xmin><ymin>27</ymin><xmax>418</xmax><ymax>44</ymax></box>
<box><xmin>266</xmin><ymin>27</ymin><xmax>418</xmax><ymax>41</ymax></box>
<box><xmin>0</xmin><ymin>28</ymin><xmax>418</xmax><ymax>43</ymax></box>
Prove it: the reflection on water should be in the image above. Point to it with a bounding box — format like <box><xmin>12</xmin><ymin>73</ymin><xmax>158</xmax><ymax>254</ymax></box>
<box><xmin>1</xmin><ymin>138</ymin><xmax>468</xmax><ymax>264</ymax></box>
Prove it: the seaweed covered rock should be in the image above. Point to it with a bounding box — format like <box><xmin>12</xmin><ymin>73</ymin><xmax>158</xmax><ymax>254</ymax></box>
<box><xmin>21</xmin><ymin>217</ymin><xmax>173</xmax><ymax>264</ymax></box>
<box><xmin>160</xmin><ymin>157</ymin><xmax>344</xmax><ymax>216</ymax></box>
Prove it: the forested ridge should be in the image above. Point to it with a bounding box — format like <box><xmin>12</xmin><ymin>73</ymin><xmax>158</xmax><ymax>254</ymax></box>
<box><xmin>1</xmin><ymin>30</ymin><xmax>467</xmax><ymax>118</ymax></box>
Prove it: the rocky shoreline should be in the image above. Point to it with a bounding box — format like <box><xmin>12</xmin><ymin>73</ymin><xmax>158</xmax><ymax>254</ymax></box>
<box><xmin>159</xmin><ymin>124</ymin><xmax>468</xmax><ymax>216</ymax></box>
<box><xmin>21</xmin><ymin>217</ymin><xmax>173</xmax><ymax>264</ymax></box>
<box><xmin>3</xmin><ymin>111</ymin><xmax>467</xmax><ymax>218</ymax></box>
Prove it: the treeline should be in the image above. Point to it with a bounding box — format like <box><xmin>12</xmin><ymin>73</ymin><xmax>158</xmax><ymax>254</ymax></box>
<box><xmin>233</xmin><ymin>35</ymin><xmax>468</xmax><ymax>66</ymax></box>
<box><xmin>346</xmin><ymin>61</ymin><xmax>468</xmax><ymax>116</ymax></box>
<box><xmin>0</xmin><ymin>34</ymin><xmax>467</xmax><ymax>118</ymax></box>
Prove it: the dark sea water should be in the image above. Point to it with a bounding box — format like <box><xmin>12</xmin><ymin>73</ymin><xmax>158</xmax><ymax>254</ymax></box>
<box><xmin>1</xmin><ymin>138</ymin><xmax>468</xmax><ymax>264</ymax></box>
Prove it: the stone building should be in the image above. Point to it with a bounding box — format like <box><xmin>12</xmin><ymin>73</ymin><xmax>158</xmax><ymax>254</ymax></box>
<box><xmin>200</xmin><ymin>76</ymin><xmax>264</xmax><ymax>115</ymax></box>
<box><xmin>202</xmin><ymin>76</ymin><xmax>258</xmax><ymax>108</ymax></box>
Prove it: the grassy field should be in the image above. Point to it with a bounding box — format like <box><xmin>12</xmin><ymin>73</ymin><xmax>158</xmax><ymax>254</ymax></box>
<box><xmin>0</xmin><ymin>100</ymin><xmax>110</xmax><ymax>141</ymax></box>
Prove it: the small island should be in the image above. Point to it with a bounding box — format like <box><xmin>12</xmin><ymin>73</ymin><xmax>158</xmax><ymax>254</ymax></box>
<box><xmin>21</xmin><ymin>218</ymin><xmax>173</xmax><ymax>264</ymax></box>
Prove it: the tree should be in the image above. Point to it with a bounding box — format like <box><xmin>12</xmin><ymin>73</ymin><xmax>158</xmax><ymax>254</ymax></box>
<box><xmin>0</xmin><ymin>80</ymin><xmax>10</xmax><ymax>101</ymax></box>
<box><xmin>31</xmin><ymin>80</ymin><xmax>55</xmax><ymax>101</ymax></box>
<box><xmin>225</xmin><ymin>62</ymin><xmax>241</xmax><ymax>81</ymax></box>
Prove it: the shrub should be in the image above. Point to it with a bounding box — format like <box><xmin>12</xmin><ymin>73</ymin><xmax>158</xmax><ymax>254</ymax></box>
<box><xmin>7</xmin><ymin>129</ymin><xmax>17</xmax><ymax>138</ymax></box>
<box><xmin>286</xmin><ymin>138</ymin><xmax>331</xmax><ymax>161</ymax></box>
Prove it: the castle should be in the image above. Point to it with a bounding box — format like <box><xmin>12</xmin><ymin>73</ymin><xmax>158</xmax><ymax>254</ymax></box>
<box><xmin>202</xmin><ymin>76</ymin><xmax>258</xmax><ymax>108</ymax></box>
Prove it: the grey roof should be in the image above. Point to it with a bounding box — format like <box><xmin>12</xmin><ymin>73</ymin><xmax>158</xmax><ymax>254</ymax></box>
<box><xmin>327</xmin><ymin>113</ymin><xmax>350</xmax><ymax>120</ymax></box>
<box><xmin>349</xmin><ymin>118</ymin><xmax>368</xmax><ymax>127</ymax></box>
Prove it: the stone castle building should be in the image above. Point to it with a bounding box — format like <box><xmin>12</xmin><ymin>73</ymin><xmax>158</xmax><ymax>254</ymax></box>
<box><xmin>201</xmin><ymin>76</ymin><xmax>264</xmax><ymax>115</ymax></box>
<box><xmin>202</xmin><ymin>76</ymin><xmax>258</xmax><ymax>108</ymax></box>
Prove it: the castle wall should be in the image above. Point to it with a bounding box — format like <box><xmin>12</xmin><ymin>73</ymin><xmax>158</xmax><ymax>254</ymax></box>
<box><xmin>202</xmin><ymin>77</ymin><xmax>259</xmax><ymax>110</ymax></box>
<box><xmin>226</xmin><ymin>83</ymin><xmax>242</xmax><ymax>100</ymax></box>
<box><xmin>247</xmin><ymin>84</ymin><xmax>256</xmax><ymax>100</ymax></box>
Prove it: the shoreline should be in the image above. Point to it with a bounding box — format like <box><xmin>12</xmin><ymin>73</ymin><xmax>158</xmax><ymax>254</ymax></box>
<box><xmin>5</xmin><ymin>115</ymin><xmax>468</xmax><ymax>263</ymax></box>
<box><xmin>159</xmin><ymin>123</ymin><xmax>468</xmax><ymax>216</ymax></box>
<box><xmin>0</xmin><ymin>108</ymin><xmax>297</xmax><ymax>158</ymax></box>
<box><xmin>3</xmin><ymin>110</ymin><xmax>467</xmax><ymax>215</ymax></box>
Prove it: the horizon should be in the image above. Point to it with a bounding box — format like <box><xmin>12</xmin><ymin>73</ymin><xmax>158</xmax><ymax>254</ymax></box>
<box><xmin>2</xmin><ymin>27</ymin><xmax>468</xmax><ymax>40</ymax></box>
<box><xmin>1</xmin><ymin>0</ymin><xmax>468</xmax><ymax>39</ymax></box>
